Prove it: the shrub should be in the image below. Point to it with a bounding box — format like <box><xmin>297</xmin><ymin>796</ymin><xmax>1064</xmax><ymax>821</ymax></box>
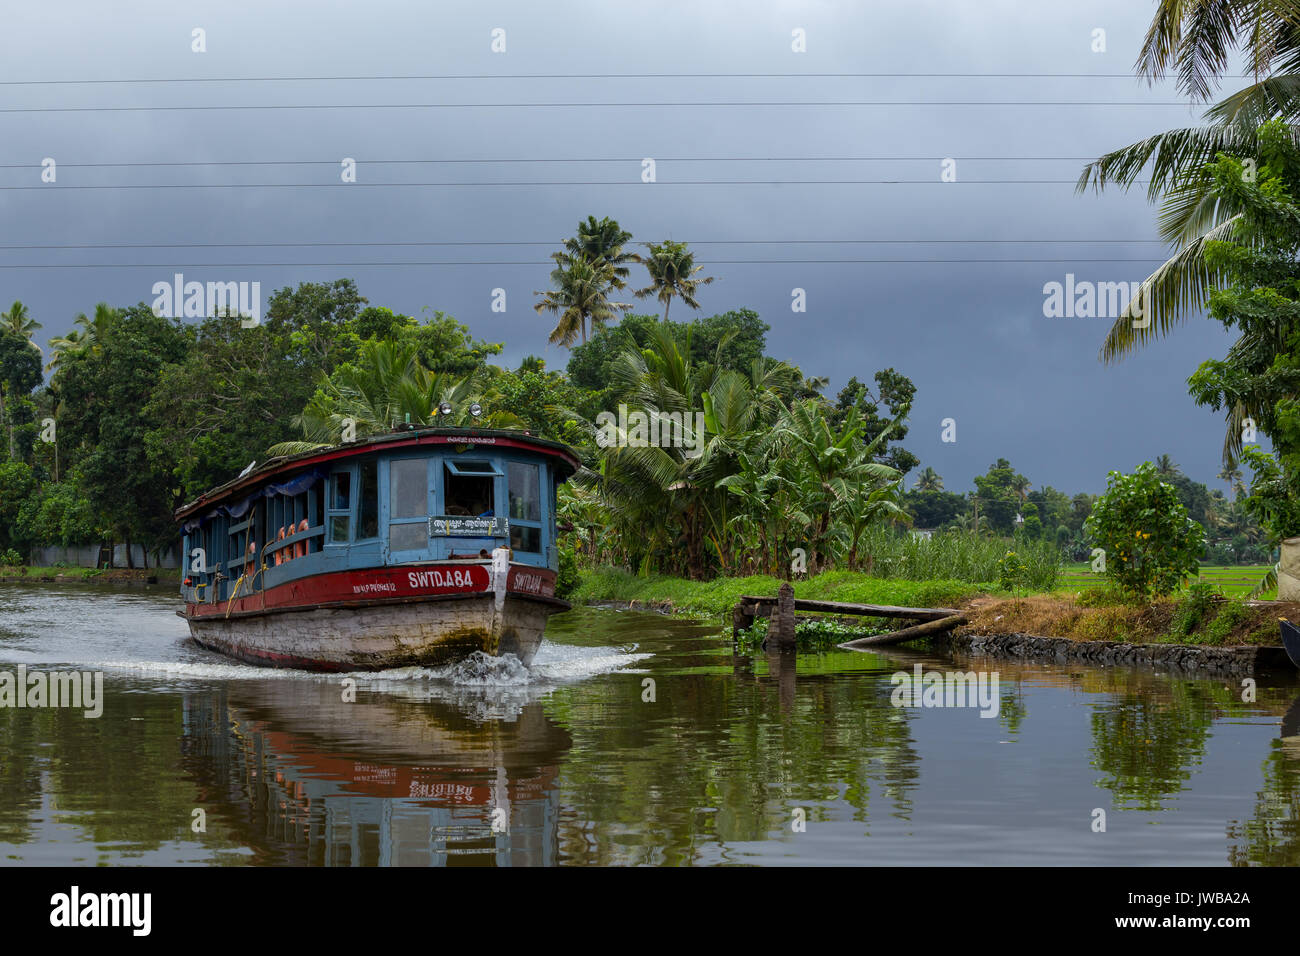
<box><xmin>1201</xmin><ymin>598</ymin><xmax>1253</xmax><ymax>645</ymax></box>
<box><xmin>1085</xmin><ymin>462</ymin><xmax>1206</xmax><ymax>601</ymax></box>
<box><xmin>555</xmin><ymin>545</ymin><xmax>579</xmax><ymax>600</ymax></box>
<box><xmin>998</xmin><ymin>549</ymin><xmax>1031</xmax><ymax>592</ymax></box>
<box><xmin>0</xmin><ymin>548</ymin><xmax>22</xmax><ymax>567</ymax></box>
<box><xmin>1170</xmin><ymin>581</ymin><xmax>1221</xmax><ymax>637</ymax></box>
<box><xmin>851</xmin><ymin>526</ymin><xmax>1060</xmax><ymax>590</ymax></box>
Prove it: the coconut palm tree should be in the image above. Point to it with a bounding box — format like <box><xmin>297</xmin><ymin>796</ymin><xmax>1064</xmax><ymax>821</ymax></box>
<box><xmin>1</xmin><ymin>301</ymin><xmax>40</xmax><ymax>354</ymax></box>
<box><xmin>48</xmin><ymin>303</ymin><xmax>116</xmax><ymax>374</ymax></box>
<box><xmin>1077</xmin><ymin>0</ymin><xmax>1300</xmax><ymax>361</ymax></box>
<box><xmin>267</xmin><ymin>339</ymin><xmax>514</xmax><ymax>456</ymax></box>
<box><xmin>561</xmin><ymin>216</ymin><xmax>639</xmax><ymax>290</ymax></box>
<box><xmin>1155</xmin><ymin>453</ymin><xmax>1182</xmax><ymax>478</ymax></box>
<box><xmin>534</xmin><ymin>256</ymin><xmax>630</xmax><ymax>347</ymax></box>
<box><xmin>913</xmin><ymin>466</ymin><xmax>944</xmax><ymax>491</ymax></box>
<box><xmin>635</xmin><ymin>240</ymin><xmax>715</xmax><ymax>322</ymax></box>
<box><xmin>1218</xmin><ymin>464</ymin><xmax>1246</xmax><ymax>498</ymax></box>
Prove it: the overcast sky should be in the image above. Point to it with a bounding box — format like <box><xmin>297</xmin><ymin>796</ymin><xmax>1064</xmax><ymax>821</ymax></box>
<box><xmin>0</xmin><ymin>0</ymin><xmax>1251</xmax><ymax>496</ymax></box>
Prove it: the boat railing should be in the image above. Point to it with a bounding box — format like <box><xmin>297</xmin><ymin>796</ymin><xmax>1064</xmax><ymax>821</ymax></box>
<box><xmin>258</xmin><ymin>523</ymin><xmax>325</xmax><ymax>565</ymax></box>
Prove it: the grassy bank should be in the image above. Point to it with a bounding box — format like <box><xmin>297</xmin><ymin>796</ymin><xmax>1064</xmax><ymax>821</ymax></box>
<box><xmin>965</xmin><ymin>592</ymin><xmax>1289</xmax><ymax>647</ymax></box>
<box><xmin>0</xmin><ymin>566</ymin><xmax>179</xmax><ymax>585</ymax></box>
<box><xmin>572</xmin><ymin>567</ymin><xmax>982</xmax><ymax>620</ymax></box>
<box><xmin>575</xmin><ymin>566</ymin><xmax>1292</xmax><ymax>649</ymax></box>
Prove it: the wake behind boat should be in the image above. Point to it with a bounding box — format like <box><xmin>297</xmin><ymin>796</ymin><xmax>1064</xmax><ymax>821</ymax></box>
<box><xmin>174</xmin><ymin>426</ymin><xmax>578</xmax><ymax>670</ymax></box>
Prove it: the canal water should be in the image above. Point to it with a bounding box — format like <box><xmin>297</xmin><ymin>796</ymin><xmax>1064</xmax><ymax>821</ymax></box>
<box><xmin>0</xmin><ymin>582</ymin><xmax>1298</xmax><ymax>866</ymax></box>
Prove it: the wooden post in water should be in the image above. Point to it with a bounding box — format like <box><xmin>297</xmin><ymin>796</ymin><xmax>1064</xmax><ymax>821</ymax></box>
<box><xmin>773</xmin><ymin>583</ymin><xmax>796</xmax><ymax>648</ymax></box>
<box><xmin>732</xmin><ymin>601</ymin><xmax>755</xmax><ymax>637</ymax></box>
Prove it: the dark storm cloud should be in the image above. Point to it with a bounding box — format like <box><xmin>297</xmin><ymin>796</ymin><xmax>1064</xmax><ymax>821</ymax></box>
<box><xmin>0</xmin><ymin>0</ymin><xmax>1246</xmax><ymax>494</ymax></box>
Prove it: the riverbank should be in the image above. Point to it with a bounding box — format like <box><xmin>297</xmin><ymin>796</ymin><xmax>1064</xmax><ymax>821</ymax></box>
<box><xmin>0</xmin><ymin>566</ymin><xmax>179</xmax><ymax>585</ymax></box>
<box><xmin>571</xmin><ymin>567</ymin><xmax>980</xmax><ymax>618</ymax></box>
<box><xmin>574</xmin><ymin>567</ymin><xmax>1291</xmax><ymax>651</ymax></box>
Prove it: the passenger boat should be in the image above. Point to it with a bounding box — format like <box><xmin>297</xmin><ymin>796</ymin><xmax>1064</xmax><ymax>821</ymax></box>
<box><xmin>174</xmin><ymin>426</ymin><xmax>579</xmax><ymax>670</ymax></box>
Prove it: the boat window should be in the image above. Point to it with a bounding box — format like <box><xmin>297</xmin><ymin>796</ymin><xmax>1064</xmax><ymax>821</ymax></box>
<box><xmin>389</xmin><ymin>459</ymin><xmax>429</xmax><ymax>553</ymax></box>
<box><xmin>390</xmin><ymin>523</ymin><xmax>427</xmax><ymax>551</ymax></box>
<box><xmin>327</xmin><ymin>471</ymin><xmax>352</xmax><ymax>543</ymax></box>
<box><xmin>445</xmin><ymin>459</ymin><xmax>503</xmax><ymax>476</ymax></box>
<box><xmin>390</xmin><ymin>459</ymin><xmax>427</xmax><ymax>519</ymax></box>
<box><xmin>331</xmin><ymin>472</ymin><xmax>351</xmax><ymax>510</ymax></box>
<box><xmin>508</xmin><ymin>462</ymin><xmax>542</xmax><ymax>553</ymax></box>
<box><xmin>444</xmin><ymin>463</ymin><xmax>495</xmax><ymax>518</ymax></box>
<box><xmin>358</xmin><ymin>460</ymin><xmax>379</xmax><ymax>539</ymax></box>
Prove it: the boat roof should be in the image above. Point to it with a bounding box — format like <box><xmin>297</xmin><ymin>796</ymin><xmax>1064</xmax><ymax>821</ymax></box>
<box><xmin>174</xmin><ymin>426</ymin><xmax>582</xmax><ymax>522</ymax></box>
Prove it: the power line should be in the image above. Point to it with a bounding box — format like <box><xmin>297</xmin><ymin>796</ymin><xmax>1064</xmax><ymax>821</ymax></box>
<box><xmin>0</xmin><ymin>258</ymin><xmax>1173</xmax><ymax>269</ymax></box>
<box><xmin>0</xmin><ymin>156</ymin><xmax>1120</xmax><ymax>168</ymax></box>
<box><xmin>0</xmin><ymin>101</ymin><xmax>1202</xmax><ymax>114</ymax></box>
<box><xmin>0</xmin><ymin>239</ymin><xmax>1172</xmax><ymax>250</ymax></box>
<box><xmin>0</xmin><ymin>72</ymin><xmax>1249</xmax><ymax>85</ymax></box>
<box><xmin>0</xmin><ymin>180</ymin><xmax>1147</xmax><ymax>189</ymax></box>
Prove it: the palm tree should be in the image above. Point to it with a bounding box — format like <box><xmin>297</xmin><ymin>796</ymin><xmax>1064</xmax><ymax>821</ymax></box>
<box><xmin>561</xmin><ymin>216</ymin><xmax>638</xmax><ymax>290</ymax></box>
<box><xmin>47</xmin><ymin>303</ymin><xmax>115</xmax><ymax>373</ymax></box>
<box><xmin>1218</xmin><ymin>464</ymin><xmax>1246</xmax><ymax>498</ymax></box>
<box><xmin>780</xmin><ymin>399</ymin><xmax>903</xmax><ymax>573</ymax></box>
<box><xmin>267</xmin><ymin>340</ymin><xmax>514</xmax><ymax>456</ymax></box>
<box><xmin>913</xmin><ymin>466</ymin><xmax>944</xmax><ymax>491</ymax></box>
<box><xmin>635</xmin><ymin>240</ymin><xmax>715</xmax><ymax>322</ymax></box>
<box><xmin>1010</xmin><ymin>475</ymin><xmax>1032</xmax><ymax>503</ymax></box>
<box><xmin>2</xmin><ymin>301</ymin><xmax>40</xmax><ymax>354</ymax></box>
<box><xmin>534</xmin><ymin>256</ymin><xmax>630</xmax><ymax>347</ymax></box>
<box><xmin>1155</xmin><ymin>453</ymin><xmax>1182</xmax><ymax>478</ymax></box>
<box><xmin>1077</xmin><ymin>0</ymin><xmax>1300</xmax><ymax>362</ymax></box>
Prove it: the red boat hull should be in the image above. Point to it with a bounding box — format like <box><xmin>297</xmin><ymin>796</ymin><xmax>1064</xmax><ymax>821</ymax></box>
<box><xmin>183</xmin><ymin>560</ymin><xmax>566</xmax><ymax>671</ymax></box>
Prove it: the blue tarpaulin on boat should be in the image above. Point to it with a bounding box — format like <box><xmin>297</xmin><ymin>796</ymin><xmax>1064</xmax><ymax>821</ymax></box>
<box><xmin>261</xmin><ymin>469</ymin><xmax>325</xmax><ymax>497</ymax></box>
<box><xmin>182</xmin><ymin>469</ymin><xmax>325</xmax><ymax>529</ymax></box>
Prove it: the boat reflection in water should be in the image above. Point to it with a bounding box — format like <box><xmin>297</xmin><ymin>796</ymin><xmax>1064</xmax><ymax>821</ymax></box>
<box><xmin>181</xmin><ymin>672</ymin><xmax>572</xmax><ymax>866</ymax></box>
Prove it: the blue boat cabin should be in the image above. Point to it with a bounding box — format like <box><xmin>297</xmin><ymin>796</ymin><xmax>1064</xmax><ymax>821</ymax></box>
<box><xmin>180</xmin><ymin>438</ymin><xmax>564</xmax><ymax>604</ymax></box>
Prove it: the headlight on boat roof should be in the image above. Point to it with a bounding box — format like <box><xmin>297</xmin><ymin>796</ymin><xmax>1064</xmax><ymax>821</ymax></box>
<box><xmin>468</xmin><ymin>402</ymin><xmax>483</xmax><ymax>418</ymax></box>
<box><xmin>438</xmin><ymin>402</ymin><xmax>453</xmax><ymax>416</ymax></box>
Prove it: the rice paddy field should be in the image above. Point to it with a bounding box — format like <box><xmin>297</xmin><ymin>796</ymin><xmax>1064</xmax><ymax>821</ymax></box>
<box><xmin>1062</xmin><ymin>563</ymin><xmax>1275</xmax><ymax>598</ymax></box>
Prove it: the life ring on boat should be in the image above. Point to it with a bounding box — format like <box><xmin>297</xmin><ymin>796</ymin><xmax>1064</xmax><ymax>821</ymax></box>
<box><xmin>275</xmin><ymin>527</ymin><xmax>286</xmax><ymax>565</ymax></box>
<box><xmin>296</xmin><ymin>519</ymin><xmax>309</xmax><ymax>558</ymax></box>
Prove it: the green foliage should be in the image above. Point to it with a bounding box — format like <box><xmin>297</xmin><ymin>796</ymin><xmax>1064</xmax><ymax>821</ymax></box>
<box><xmin>972</xmin><ymin>458</ymin><xmax>1029</xmax><ymax>534</ymax></box>
<box><xmin>830</xmin><ymin>370</ymin><xmax>919</xmax><ymax>476</ymax></box>
<box><xmin>998</xmin><ymin>549</ymin><xmax>1031</xmax><ymax>592</ymax></box>
<box><xmin>1085</xmin><ymin>462</ymin><xmax>1207</xmax><ymax>600</ymax></box>
<box><xmin>1170</xmin><ymin>581</ymin><xmax>1222</xmax><ymax>637</ymax></box>
<box><xmin>0</xmin><ymin>461</ymin><xmax>38</xmax><ymax>554</ymax></box>
<box><xmin>555</xmin><ymin>545</ymin><xmax>579</xmax><ymax>600</ymax></box>
<box><xmin>0</xmin><ymin>548</ymin><xmax>21</xmax><ymax>566</ymax></box>
<box><xmin>1201</xmin><ymin>597</ymin><xmax>1253</xmax><ymax>645</ymax></box>
<box><xmin>571</xmin><ymin>566</ymin><xmax>978</xmax><ymax>619</ymax></box>
<box><xmin>734</xmin><ymin>614</ymin><xmax>893</xmax><ymax>651</ymax></box>
<box><xmin>56</xmin><ymin>304</ymin><xmax>189</xmax><ymax>554</ymax></box>
<box><xmin>850</xmin><ymin>526</ymin><xmax>1060</xmax><ymax>590</ymax></box>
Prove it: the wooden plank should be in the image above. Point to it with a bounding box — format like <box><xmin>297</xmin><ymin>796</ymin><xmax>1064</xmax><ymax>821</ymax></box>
<box><xmin>737</xmin><ymin>595</ymin><xmax>961</xmax><ymax>621</ymax></box>
<box><xmin>836</xmin><ymin>614</ymin><xmax>968</xmax><ymax>650</ymax></box>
